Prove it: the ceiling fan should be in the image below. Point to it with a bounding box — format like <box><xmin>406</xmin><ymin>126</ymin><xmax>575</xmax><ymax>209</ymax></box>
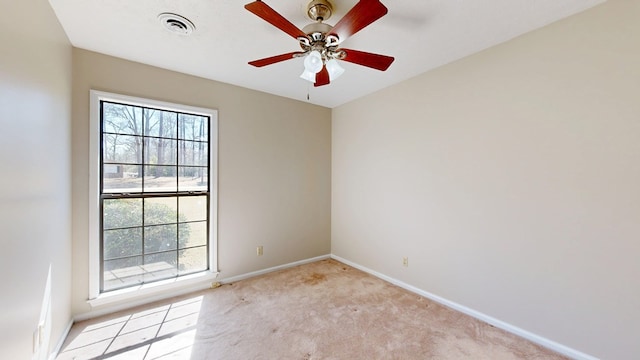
<box><xmin>245</xmin><ymin>0</ymin><xmax>395</xmax><ymax>87</ymax></box>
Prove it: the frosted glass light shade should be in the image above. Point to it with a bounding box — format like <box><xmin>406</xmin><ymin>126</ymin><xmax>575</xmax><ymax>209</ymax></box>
<box><xmin>303</xmin><ymin>50</ymin><xmax>323</xmax><ymax>74</ymax></box>
<box><xmin>326</xmin><ymin>59</ymin><xmax>345</xmax><ymax>81</ymax></box>
<box><xmin>300</xmin><ymin>69</ymin><xmax>316</xmax><ymax>82</ymax></box>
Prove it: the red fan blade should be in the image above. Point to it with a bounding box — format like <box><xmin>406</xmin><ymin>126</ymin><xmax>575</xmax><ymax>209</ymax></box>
<box><xmin>328</xmin><ymin>0</ymin><xmax>388</xmax><ymax>43</ymax></box>
<box><xmin>249</xmin><ymin>52</ymin><xmax>305</xmax><ymax>67</ymax></box>
<box><xmin>245</xmin><ymin>1</ymin><xmax>307</xmax><ymax>39</ymax></box>
<box><xmin>314</xmin><ymin>66</ymin><xmax>330</xmax><ymax>87</ymax></box>
<box><xmin>341</xmin><ymin>48</ymin><xmax>394</xmax><ymax>71</ymax></box>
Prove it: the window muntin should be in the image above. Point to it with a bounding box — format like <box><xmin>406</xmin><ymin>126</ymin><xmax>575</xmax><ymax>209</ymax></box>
<box><xmin>100</xmin><ymin>101</ymin><xmax>211</xmax><ymax>293</ymax></box>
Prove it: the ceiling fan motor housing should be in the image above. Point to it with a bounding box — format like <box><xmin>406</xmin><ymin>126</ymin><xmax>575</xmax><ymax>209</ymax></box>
<box><xmin>302</xmin><ymin>22</ymin><xmax>332</xmax><ymax>39</ymax></box>
<box><xmin>298</xmin><ymin>22</ymin><xmax>344</xmax><ymax>61</ymax></box>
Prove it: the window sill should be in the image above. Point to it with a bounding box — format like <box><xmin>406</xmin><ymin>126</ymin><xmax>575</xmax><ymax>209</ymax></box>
<box><xmin>87</xmin><ymin>270</ymin><xmax>219</xmax><ymax>309</ymax></box>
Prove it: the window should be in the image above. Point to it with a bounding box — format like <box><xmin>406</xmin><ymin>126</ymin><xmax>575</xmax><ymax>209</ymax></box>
<box><xmin>89</xmin><ymin>91</ymin><xmax>218</xmax><ymax>299</ymax></box>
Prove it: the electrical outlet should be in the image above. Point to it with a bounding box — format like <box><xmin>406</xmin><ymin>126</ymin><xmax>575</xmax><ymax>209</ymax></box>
<box><xmin>257</xmin><ymin>246</ymin><xmax>263</xmax><ymax>256</ymax></box>
<box><xmin>402</xmin><ymin>257</ymin><xmax>408</xmax><ymax>267</ymax></box>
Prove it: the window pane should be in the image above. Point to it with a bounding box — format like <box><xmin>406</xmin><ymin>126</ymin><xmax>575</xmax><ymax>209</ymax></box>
<box><xmin>144</xmin><ymin>252</ymin><xmax>177</xmax><ymax>281</ymax></box>
<box><xmin>103</xmin><ymin>134</ymin><xmax>141</xmax><ymax>164</ymax></box>
<box><xmin>179</xmin><ymin>246</ymin><xmax>207</xmax><ymax>275</ymax></box>
<box><xmin>103</xmin><ymin>199</ymin><xmax>142</xmax><ymax>230</ymax></box>
<box><xmin>144</xmin><ymin>198</ymin><xmax>177</xmax><ymax>225</ymax></box>
<box><xmin>179</xmin><ymin>141</ymin><xmax>208</xmax><ymax>166</ymax></box>
<box><xmin>178</xmin><ymin>114</ymin><xmax>208</xmax><ymax>141</ymax></box>
<box><xmin>178</xmin><ymin>167</ymin><xmax>207</xmax><ymax>192</ymax></box>
<box><xmin>179</xmin><ymin>221</ymin><xmax>207</xmax><ymax>249</ymax></box>
<box><xmin>144</xmin><ymin>224</ymin><xmax>178</xmax><ymax>253</ymax></box>
<box><xmin>147</xmin><ymin>138</ymin><xmax>177</xmax><ymax>165</ymax></box>
<box><xmin>100</xmin><ymin>95</ymin><xmax>213</xmax><ymax>293</ymax></box>
<box><xmin>104</xmin><ymin>228</ymin><xmax>142</xmax><ymax>260</ymax></box>
<box><xmin>144</xmin><ymin>166</ymin><xmax>177</xmax><ymax>192</ymax></box>
<box><xmin>179</xmin><ymin>196</ymin><xmax>207</xmax><ymax>222</ymax></box>
<box><xmin>103</xmin><ymin>103</ymin><xmax>142</xmax><ymax>135</ymax></box>
<box><xmin>145</xmin><ymin>109</ymin><xmax>177</xmax><ymax>138</ymax></box>
<box><xmin>104</xmin><ymin>256</ymin><xmax>143</xmax><ymax>291</ymax></box>
<box><xmin>103</xmin><ymin>164</ymin><xmax>142</xmax><ymax>193</ymax></box>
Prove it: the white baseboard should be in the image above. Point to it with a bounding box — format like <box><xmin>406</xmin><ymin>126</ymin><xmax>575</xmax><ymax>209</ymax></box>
<box><xmin>330</xmin><ymin>254</ymin><xmax>598</xmax><ymax>360</ymax></box>
<box><xmin>220</xmin><ymin>254</ymin><xmax>331</xmax><ymax>284</ymax></box>
<box><xmin>48</xmin><ymin>319</ymin><xmax>73</xmax><ymax>360</ymax></box>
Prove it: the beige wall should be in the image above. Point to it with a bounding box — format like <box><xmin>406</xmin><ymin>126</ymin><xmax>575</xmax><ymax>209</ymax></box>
<box><xmin>71</xmin><ymin>49</ymin><xmax>332</xmax><ymax>315</ymax></box>
<box><xmin>332</xmin><ymin>1</ymin><xmax>639</xmax><ymax>359</ymax></box>
<box><xmin>0</xmin><ymin>0</ymin><xmax>73</xmax><ymax>358</ymax></box>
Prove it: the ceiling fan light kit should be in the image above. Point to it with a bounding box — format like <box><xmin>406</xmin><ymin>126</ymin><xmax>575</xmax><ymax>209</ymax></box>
<box><xmin>300</xmin><ymin>49</ymin><xmax>344</xmax><ymax>83</ymax></box>
<box><xmin>245</xmin><ymin>0</ymin><xmax>395</xmax><ymax>87</ymax></box>
<box><xmin>303</xmin><ymin>50</ymin><xmax>324</xmax><ymax>73</ymax></box>
<box><xmin>325</xmin><ymin>59</ymin><xmax>345</xmax><ymax>81</ymax></box>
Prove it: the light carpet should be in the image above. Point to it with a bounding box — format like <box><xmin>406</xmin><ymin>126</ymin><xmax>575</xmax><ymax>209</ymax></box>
<box><xmin>58</xmin><ymin>259</ymin><xmax>568</xmax><ymax>359</ymax></box>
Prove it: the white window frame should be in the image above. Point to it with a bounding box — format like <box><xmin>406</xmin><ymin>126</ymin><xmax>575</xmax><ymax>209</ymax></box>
<box><xmin>88</xmin><ymin>90</ymin><xmax>218</xmax><ymax>307</ymax></box>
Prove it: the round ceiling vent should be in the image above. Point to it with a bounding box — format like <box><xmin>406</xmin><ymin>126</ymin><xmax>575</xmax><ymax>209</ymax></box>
<box><xmin>158</xmin><ymin>13</ymin><xmax>195</xmax><ymax>35</ymax></box>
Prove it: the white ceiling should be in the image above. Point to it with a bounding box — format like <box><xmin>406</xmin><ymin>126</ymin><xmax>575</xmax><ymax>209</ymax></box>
<box><xmin>48</xmin><ymin>0</ymin><xmax>604</xmax><ymax>108</ymax></box>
